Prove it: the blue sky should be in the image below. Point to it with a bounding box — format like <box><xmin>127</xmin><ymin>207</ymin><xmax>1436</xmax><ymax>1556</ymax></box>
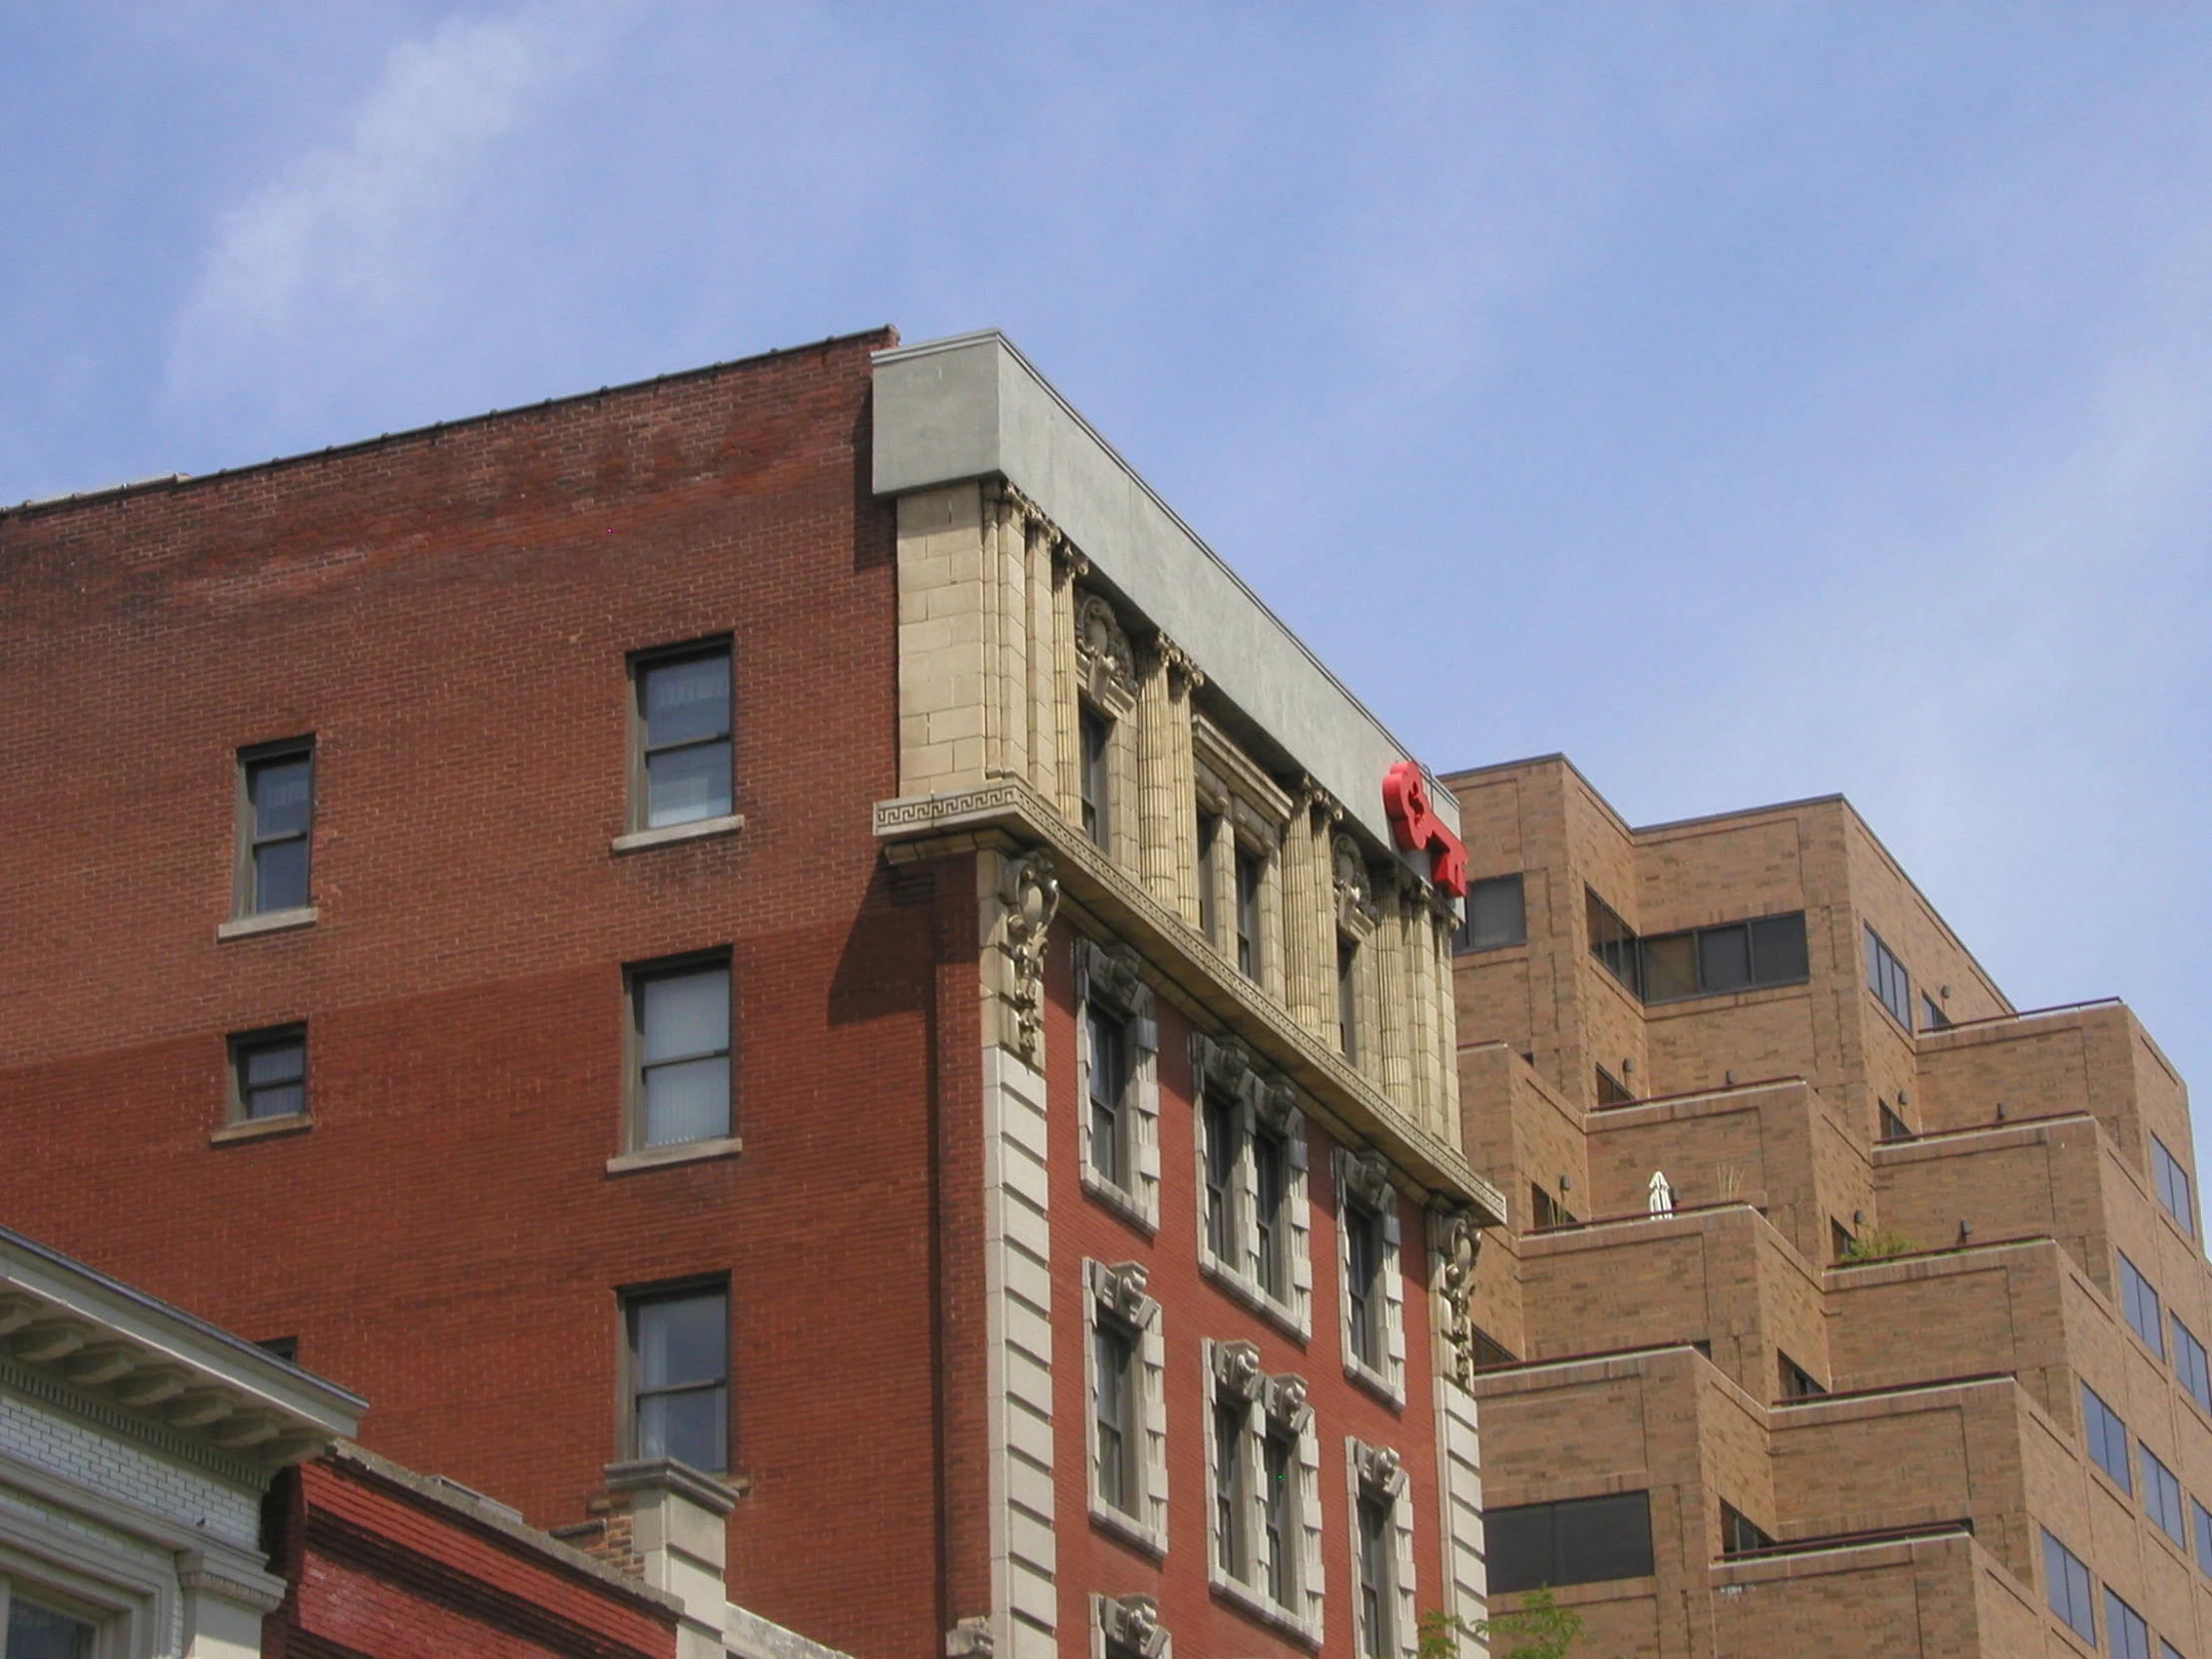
<box><xmin>5</xmin><ymin>4</ymin><xmax>2207</xmax><ymax>1156</ymax></box>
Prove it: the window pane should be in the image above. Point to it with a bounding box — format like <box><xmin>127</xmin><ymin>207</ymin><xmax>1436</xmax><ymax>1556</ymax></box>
<box><xmin>250</xmin><ymin>757</ymin><xmax>312</xmax><ymax>838</ymax></box>
<box><xmin>2195</xmin><ymin>1497</ymin><xmax>2212</xmax><ymax>1576</ymax></box>
<box><xmin>642</xmin><ymin>969</ymin><xmax>730</xmax><ymax>1064</ymax></box>
<box><xmin>1486</xmin><ymin>1503</ymin><xmax>1557</xmax><ymax>1595</ymax></box>
<box><xmin>6</xmin><ymin>1599</ymin><xmax>96</xmax><ymax>1659</ymax></box>
<box><xmin>2106</xmin><ymin>1589</ymin><xmax>2149</xmax><ymax>1659</ymax></box>
<box><xmin>1214</xmin><ymin>1398</ymin><xmax>1245</xmax><ymax>1576</ymax></box>
<box><xmin>1557</xmin><ymin>1490</ymin><xmax>1655</xmax><ymax>1583</ymax></box>
<box><xmin>1467</xmin><ymin>874</ymin><xmax>1526</xmax><ymax>950</ymax></box>
<box><xmin>2176</xmin><ymin>1318</ymin><xmax>2212</xmax><ymax>1414</ymax></box>
<box><xmin>1358</xmin><ymin>1494</ymin><xmax>1390</xmax><ymax>1657</ymax></box>
<box><xmin>1641</xmin><ymin>932</ymin><xmax>1698</xmax><ymax>1002</ymax></box>
<box><xmin>1264</xmin><ymin>1430</ymin><xmax>1295</xmax><ymax>1605</ymax></box>
<box><xmin>246</xmin><ymin>1079</ymin><xmax>305</xmax><ymax>1120</ymax></box>
<box><xmin>1196</xmin><ymin>815</ymin><xmax>1219</xmax><ymax>941</ymax></box>
<box><xmin>636</xmin><ymin>1294</ymin><xmax>726</xmax><ymax>1389</ymax></box>
<box><xmin>255</xmin><ymin>837</ymin><xmax>310</xmax><ymax>912</ymax></box>
<box><xmin>638</xmin><ymin>1385</ymin><xmax>726</xmax><ymax>1471</ymax></box>
<box><xmin>644</xmin><ymin>654</ymin><xmax>731</xmax><ymax>749</ymax></box>
<box><xmin>643</xmin><ymin>1056</ymin><xmax>731</xmax><ymax>1146</ymax></box>
<box><xmin>244</xmin><ymin>1039</ymin><xmax>304</xmax><ymax>1086</ymax></box>
<box><xmin>1748</xmin><ymin>913</ymin><xmax>1809</xmax><ymax>984</ymax></box>
<box><xmin>1697</xmin><ymin>925</ymin><xmax>1752</xmax><ymax>994</ymax></box>
<box><xmin>646</xmin><ymin>744</ymin><xmax>733</xmax><ymax>828</ymax></box>
<box><xmin>1235</xmin><ymin>849</ymin><xmax>1262</xmax><ymax>979</ymax></box>
<box><xmin>1255</xmin><ymin>1130</ymin><xmax>1288</xmax><ymax>1299</ymax></box>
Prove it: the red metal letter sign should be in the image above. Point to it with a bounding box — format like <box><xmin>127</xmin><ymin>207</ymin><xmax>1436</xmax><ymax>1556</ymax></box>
<box><xmin>1382</xmin><ymin>761</ymin><xmax>1469</xmax><ymax>897</ymax></box>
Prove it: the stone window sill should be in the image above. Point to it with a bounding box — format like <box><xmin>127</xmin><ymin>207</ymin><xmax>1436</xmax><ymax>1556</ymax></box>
<box><xmin>1209</xmin><ymin>1570</ymin><xmax>1320</xmax><ymax>1647</ymax></box>
<box><xmin>1080</xmin><ymin>1167</ymin><xmax>1158</xmax><ymax>1236</ymax></box>
<box><xmin>610</xmin><ymin>815</ymin><xmax>745</xmax><ymax>855</ymax></box>
<box><xmin>1344</xmin><ymin>1355</ymin><xmax>1405</xmax><ymax>1410</ymax></box>
<box><xmin>217</xmin><ymin>907</ymin><xmax>317</xmax><ymax>941</ymax></box>
<box><xmin>1199</xmin><ymin>1257</ymin><xmax>1310</xmax><ymax>1343</ymax></box>
<box><xmin>212</xmin><ymin>1113</ymin><xmax>312</xmax><ymax>1147</ymax></box>
<box><xmin>1088</xmin><ymin>1499</ymin><xmax>1166</xmax><ymax>1560</ymax></box>
<box><xmin>605</xmin><ymin>1136</ymin><xmax>744</xmax><ymax>1176</ymax></box>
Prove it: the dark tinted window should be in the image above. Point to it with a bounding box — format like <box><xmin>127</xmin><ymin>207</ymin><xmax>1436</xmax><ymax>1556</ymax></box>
<box><xmin>232</xmin><ymin>1027</ymin><xmax>306</xmax><ymax>1121</ymax></box>
<box><xmin>1080</xmin><ymin>709</ymin><xmax>1111</xmax><ymax>848</ymax></box>
<box><xmin>2042</xmin><ymin>1528</ymin><xmax>2095</xmax><ymax>1643</ymax></box>
<box><xmin>2175</xmin><ymin>1317</ymin><xmax>2211</xmax><ymax>1415</ymax></box>
<box><xmin>1456</xmin><ymin>874</ymin><xmax>1526</xmax><ymax>952</ymax></box>
<box><xmin>1641</xmin><ymin>932</ymin><xmax>1698</xmax><ymax>1002</ymax></box>
<box><xmin>1749</xmin><ymin>913</ymin><xmax>1809</xmax><ymax>984</ymax></box>
<box><xmin>1587</xmin><ymin>889</ymin><xmax>1639</xmax><ymax>995</ymax></box>
<box><xmin>629</xmin><ymin>1288</ymin><xmax>728</xmax><ymax>1471</ymax></box>
<box><xmin>1865</xmin><ymin>925</ymin><xmax>1912</xmax><ymax>1028</ymax></box>
<box><xmin>1196</xmin><ymin>814</ymin><xmax>1220</xmax><ymax>943</ymax></box>
<box><xmin>1698</xmin><ymin>925</ymin><xmax>1752</xmax><ymax>994</ymax></box>
<box><xmin>1720</xmin><ymin>1501</ymin><xmax>1773</xmax><ymax>1555</ymax></box>
<box><xmin>2155</xmin><ymin>1135</ymin><xmax>2196</xmax><ymax>1239</ymax></box>
<box><xmin>1486</xmin><ymin>1491</ymin><xmax>1654</xmax><ymax>1593</ymax></box>
<box><xmin>2083</xmin><ymin>1382</ymin><xmax>2132</xmax><ymax>1492</ymax></box>
<box><xmin>2121</xmin><ymin>1253</ymin><xmax>2166</xmax><ymax>1359</ymax></box>
<box><xmin>1088</xmin><ymin>1005</ymin><xmax>1130</xmax><ymax>1189</ymax></box>
<box><xmin>1235</xmin><ymin>846</ymin><xmax>1263</xmax><ymax>979</ymax></box>
<box><xmin>1589</xmin><ymin>892</ymin><xmax>1810</xmax><ymax>1004</ymax></box>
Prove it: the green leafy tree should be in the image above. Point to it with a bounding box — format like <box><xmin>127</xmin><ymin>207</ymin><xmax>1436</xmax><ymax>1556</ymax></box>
<box><xmin>1418</xmin><ymin>1589</ymin><xmax>1581</xmax><ymax>1659</ymax></box>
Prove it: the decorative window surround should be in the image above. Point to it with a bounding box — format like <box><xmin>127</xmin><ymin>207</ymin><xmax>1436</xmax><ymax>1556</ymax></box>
<box><xmin>1091</xmin><ymin>1591</ymin><xmax>1171</xmax><ymax>1659</ymax></box>
<box><xmin>1202</xmin><ymin>1340</ymin><xmax>1324</xmax><ymax>1644</ymax></box>
<box><xmin>1192</xmin><ymin>716</ymin><xmax>1291</xmax><ymax>995</ymax></box>
<box><xmin>1076</xmin><ymin>937</ymin><xmax>1161</xmax><ymax>1233</ymax></box>
<box><xmin>1084</xmin><ymin>1261</ymin><xmax>1167</xmax><ymax>1555</ymax></box>
<box><xmin>1346</xmin><ymin>1438</ymin><xmax>1418</xmax><ymax>1659</ymax></box>
<box><xmin>1190</xmin><ymin>1032</ymin><xmax>1313</xmax><ymax>1339</ymax></box>
<box><xmin>1335</xmin><ymin>1150</ymin><xmax>1406</xmax><ymax>1405</ymax></box>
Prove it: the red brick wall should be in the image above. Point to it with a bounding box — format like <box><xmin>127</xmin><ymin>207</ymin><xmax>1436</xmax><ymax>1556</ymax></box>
<box><xmin>0</xmin><ymin>332</ymin><xmax>986</xmax><ymax>1659</ymax></box>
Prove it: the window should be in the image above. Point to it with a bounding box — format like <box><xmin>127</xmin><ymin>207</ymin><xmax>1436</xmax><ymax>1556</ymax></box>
<box><xmin>1254</xmin><ymin>1122</ymin><xmax>1292</xmax><ymax>1303</ymax></box>
<box><xmin>4</xmin><ymin>1592</ymin><xmax>96</xmax><ymax>1659</ymax></box>
<box><xmin>1920</xmin><ymin>992</ymin><xmax>1950</xmax><ymax>1032</ymax></box>
<box><xmin>1472</xmin><ymin>1328</ymin><xmax>1518</xmax><ymax>1371</ymax></box>
<box><xmin>2105</xmin><ymin>1590</ymin><xmax>2150</xmax><ymax>1659</ymax></box>
<box><xmin>1346</xmin><ymin>1200</ymin><xmax>1384</xmax><ymax>1372</ymax></box>
<box><xmin>1088</xmin><ymin>1003</ymin><xmax>1132</xmax><ymax>1192</ymax></box>
<box><xmin>2163</xmin><ymin>1641</ymin><xmax>2188</xmax><ymax>1659</ymax></box>
<box><xmin>1487</xmin><ymin>1491</ymin><xmax>1655</xmax><ymax>1593</ymax></box>
<box><xmin>629</xmin><ymin>958</ymin><xmax>732</xmax><ymax>1149</ymax></box>
<box><xmin>1094</xmin><ymin>1317</ymin><xmax>1138</xmax><ymax>1515</ymax></box>
<box><xmin>1356</xmin><ymin>1492</ymin><xmax>1391</xmax><ymax>1658</ymax></box>
<box><xmin>1204</xmin><ymin>1093</ymin><xmax>1239</xmax><ymax>1263</ymax></box>
<box><xmin>633</xmin><ymin>646</ymin><xmax>733</xmax><ymax>830</ymax></box>
<box><xmin>1831</xmin><ymin>1218</ymin><xmax>1857</xmax><ymax>1261</ymax></box>
<box><xmin>1880</xmin><ymin>1101</ymin><xmax>1913</xmax><ymax>1142</ymax></box>
<box><xmin>2154</xmin><ymin>1135</ymin><xmax>2196</xmax><ymax>1239</ymax></box>
<box><xmin>2174</xmin><ymin>1316</ymin><xmax>2211</xmax><ymax>1415</ymax></box>
<box><xmin>1595</xmin><ymin>1066</ymin><xmax>1635</xmax><ymax>1107</ymax></box>
<box><xmin>1865</xmin><ymin>925</ymin><xmax>1911</xmax><ymax>1029</ymax></box>
<box><xmin>230</xmin><ymin>1025</ymin><xmax>307</xmax><ymax>1122</ymax></box>
<box><xmin>1213</xmin><ymin>1395</ymin><xmax>1247</xmax><ymax>1578</ymax></box>
<box><xmin>1085</xmin><ymin>1261</ymin><xmax>1164</xmax><ymax>1548</ymax></box>
<box><xmin>1348</xmin><ymin>1441</ymin><xmax>1410</xmax><ymax>1659</ymax></box>
<box><xmin>2083</xmin><ymin>1382</ymin><xmax>2132</xmax><ymax>1492</ymax></box>
<box><xmin>1453</xmin><ymin>873</ymin><xmax>1526</xmax><ymax>953</ymax></box>
<box><xmin>626</xmin><ymin>1286</ymin><xmax>727</xmax><ymax>1471</ymax></box>
<box><xmin>1197</xmin><ymin>813</ymin><xmax>1221</xmax><ymax>944</ymax></box>
<box><xmin>2142</xmin><ymin>1443</ymin><xmax>2186</xmax><ymax>1545</ymax></box>
<box><xmin>1235</xmin><ymin>845</ymin><xmax>1263</xmax><ymax>980</ymax></box>
<box><xmin>2196</xmin><ymin>1496</ymin><xmax>2212</xmax><ymax>1577</ymax></box>
<box><xmin>1531</xmin><ymin>1184</ymin><xmax>1577</xmax><ymax>1232</ymax></box>
<box><xmin>1336</xmin><ymin>935</ymin><xmax>1360</xmax><ymax>1064</ymax></box>
<box><xmin>1720</xmin><ymin>1501</ymin><xmax>1774</xmax><ymax>1555</ymax></box>
<box><xmin>2121</xmin><ymin>1252</ymin><xmax>2166</xmax><ymax>1360</ymax></box>
<box><xmin>1779</xmin><ymin>1353</ymin><xmax>1827</xmax><ymax>1399</ymax></box>
<box><xmin>1586</xmin><ymin>889</ymin><xmax>1809</xmax><ymax>1004</ymax></box>
<box><xmin>237</xmin><ymin>741</ymin><xmax>313</xmax><ymax>915</ymax></box>
<box><xmin>2041</xmin><ymin>1528</ymin><xmax>2096</xmax><ymax>1643</ymax></box>
<box><xmin>1080</xmin><ymin>708</ymin><xmax>1111</xmax><ymax>849</ymax></box>
<box><xmin>1263</xmin><ymin>1425</ymin><xmax>1297</xmax><ymax>1606</ymax></box>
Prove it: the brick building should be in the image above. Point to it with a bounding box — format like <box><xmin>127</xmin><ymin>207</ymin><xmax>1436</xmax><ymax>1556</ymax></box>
<box><xmin>0</xmin><ymin>330</ymin><xmax>1503</xmax><ymax>1659</ymax></box>
<box><xmin>1445</xmin><ymin>754</ymin><xmax>2205</xmax><ymax>1658</ymax></box>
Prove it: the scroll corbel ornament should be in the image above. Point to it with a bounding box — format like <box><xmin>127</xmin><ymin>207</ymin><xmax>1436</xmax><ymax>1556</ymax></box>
<box><xmin>1212</xmin><ymin>1339</ymin><xmax>1264</xmax><ymax>1401</ymax></box>
<box><xmin>1075</xmin><ymin>936</ymin><xmax>1151</xmax><ymax>1021</ymax></box>
<box><xmin>1264</xmin><ymin>1371</ymin><xmax>1311</xmax><ymax>1430</ymax></box>
<box><xmin>1092</xmin><ymin>1260</ymin><xmax>1158</xmax><ymax>1327</ymax></box>
<box><xmin>997</xmin><ymin>851</ymin><xmax>1059</xmax><ymax>1065</ymax></box>
<box><xmin>1098</xmin><ymin>1594</ymin><xmax>1169</xmax><ymax>1659</ymax></box>
<box><xmin>1340</xmin><ymin>1147</ymin><xmax>1394</xmax><ymax>1212</ymax></box>
<box><xmin>1253</xmin><ymin>1076</ymin><xmax>1301</xmax><ymax>1139</ymax></box>
<box><xmin>1334</xmin><ymin>833</ymin><xmax>1379</xmax><ymax>936</ymax></box>
<box><xmin>1353</xmin><ymin>1438</ymin><xmax>1405</xmax><ymax>1497</ymax></box>
<box><xmin>1189</xmin><ymin>1030</ymin><xmax>1254</xmax><ymax>1095</ymax></box>
<box><xmin>1433</xmin><ymin>1206</ymin><xmax>1483</xmax><ymax>1390</ymax></box>
<box><xmin>1075</xmin><ymin>592</ymin><xmax>1138</xmax><ymax>717</ymax></box>
<box><xmin>944</xmin><ymin>1616</ymin><xmax>994</xmax><ymax>1658</ymax></box>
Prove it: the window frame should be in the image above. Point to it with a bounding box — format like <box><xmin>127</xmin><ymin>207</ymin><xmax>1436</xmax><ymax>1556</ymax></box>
<box><xmin>1191</xmin><ymin>1033</ymin><xmax>1313</xmax><ymax>1335</ymax></box>
<box><xmin>2174</xmin><ymin>1316</ymin><xmax>2211</xmax><ymax>1417</ymax></box>
<box><xmin>1865</xmin><ymin>924</ymin><xmax>1913</xmax><ymax>1030</ymax></box>
<box><xmin>2041</xmin><ymin>1527</ymin><xmax>2096</xmax><ymax>1644</ymax></box>
<box><xmin>1079</xmin><ymin>704</ymin><xmax>1113</xmax><ymax>851</ymax></box>
<box><xmin>2082</xmin><ymin>1381</ymin><xmax>2133</xmax><ymax>1493</ymax></box>
<box><xmin>233</xmin><ymin>737</ymin><xmax>315</xmax><ymax>920</ymax></box>
<box><xmin>1452</xmin><ymin>872</ymin><xmax>1527</xmax><ymax>954</ymax></box>
<box><xmin>1336</xmin><ymin>933</ymin><xmax>1361</xmax><ymax>1064</ymax></box>
<box><xmin>1077</xmin><ymin>939</ymin><xmax>1161</xmax><ymax>1231</ymax></box>
<box><xmin>2193</xmin><ymin>1495</ymin><xmax>2212</xmax><ymax>1578</ymax></box>
<box><xmin>1585</xmin><ymin>888</ymin><xmax>1810</xmax><ymax>1004</ymax></box>
<box><xmin>619</xmin><ymin>1279</ymin><xmax>731</xmax><ymax>1474</ymax></box>
<box><xmin>1345</xmin><ymin>1438</ymin><xmax>1415</xmax><ymax>1659</ymax></box>
<box><xmin>2105</xmin><ymin>1588</ymin><xmax>2150</xmax><ymax>1659</ymax></box>
<box><xmin>2141</xmin><ymin>1441</ymin><xmax>2186</xmax><ymax>1546</ymax></box>
<box><xmin>627</xmin><ymin>639</ymin><xmax>736</xmax><ymax>835</ymax></box>
<box><xmin>2120</xmin><ymin>1252</ymin><xmax>2167</xmax><ymax>1360</ymax></box>
<box><xmin>2154</xmin><ymin>1134</ymin><xmax>2196</xmax><ymax>1240</ymax></box>
<box><xmin>1335</xmin><ymin>1151</ymin><xmax>1405</xmax><ymax>1401</ymax></box>
<box><xmin>1202</xmin><ymin>1342</ymin><xmax>1323</xmax><ymax>1638</ymax></box>
<box><xmin>1485</xmin><ymin>1490</ymin><xmax>1657</xmax><ymax>1594</ymax></box>
<box><xmin>1083</xmin><ymin>1260</ymin><xmax>1166</xmax><ymax>1554</ymax></box>
<box><xmin>623</xmin><ymin>950</ymin><xmax>736</xmax><ymax>1155</ymax></box>
<box><xmin>227</xmin><ymin>1023</ymin><xmax>308</xmax><ymax>1126</ymax></box>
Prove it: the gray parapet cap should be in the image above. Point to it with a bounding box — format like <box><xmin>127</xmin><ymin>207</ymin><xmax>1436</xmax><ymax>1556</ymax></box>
<box><xmin>872</xmin><ymin>329</ymin><xmax>1460</xmax><ymax>865</ymax></box>
<box><xmin>602</xmin><ymin>1455</ymin><xmax>742</xmax><ymax>1516</ymax></box>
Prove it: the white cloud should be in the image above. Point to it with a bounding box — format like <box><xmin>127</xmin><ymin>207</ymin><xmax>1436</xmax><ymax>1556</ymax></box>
<box><xmin>169</xmin><ymin>4</ymin><xmax>611</xmax><ymax>418</ymax></box>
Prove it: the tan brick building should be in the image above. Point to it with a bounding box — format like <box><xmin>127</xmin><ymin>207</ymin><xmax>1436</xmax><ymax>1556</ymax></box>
<box><xmin>1445</xmin><ymin>753</ymin><xmax>2204</xmax><ymax>1658</ymax></box>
